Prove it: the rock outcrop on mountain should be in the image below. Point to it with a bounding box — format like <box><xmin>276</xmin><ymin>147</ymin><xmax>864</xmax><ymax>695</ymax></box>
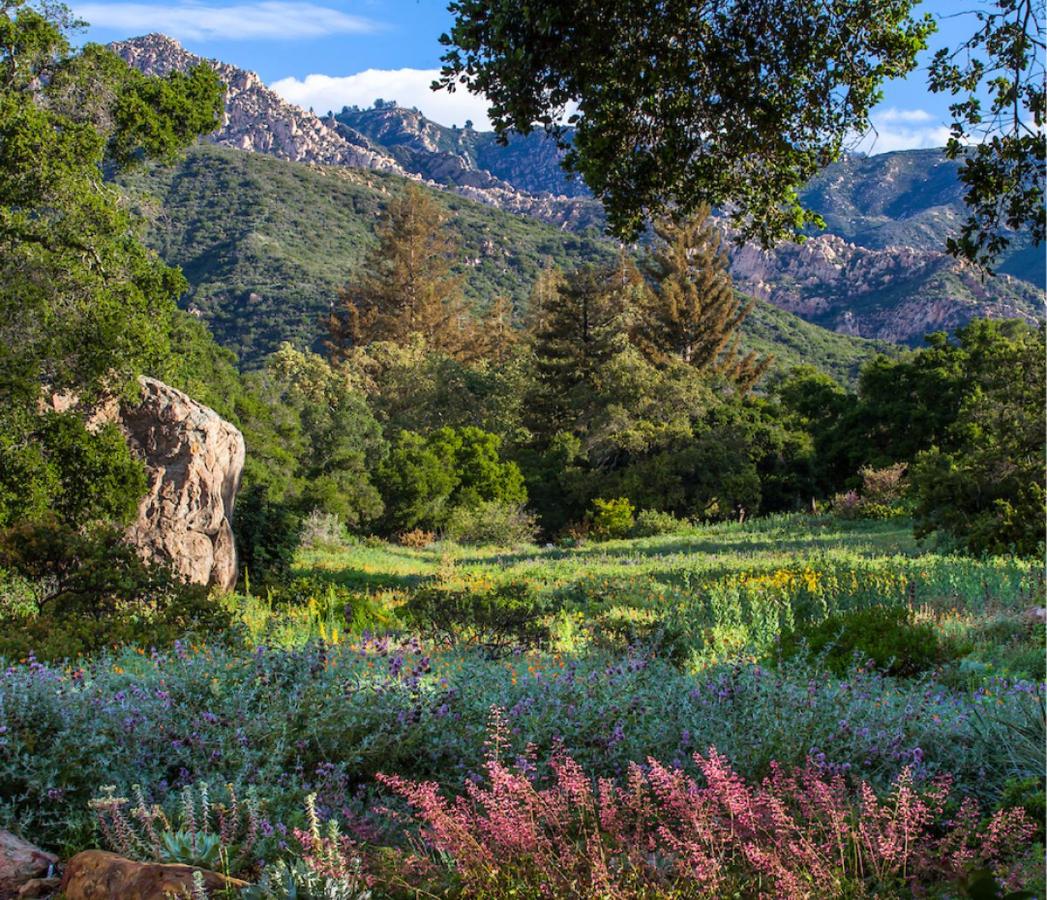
<box><xmin>728</xmin><ymin>232</ymin><xmax>1042</xmax><ymax>342</ymax></box>
<box><xmin>111</xmin><ymin>34</ymin><xmax>404</xmax><ymax>173</ymax></box>
<box><xmin>112</xmin><ymin>35</ymin><xmax>602</xmax><ymax>231</ymax></box>
<box><xmin>332</xmin><ymin>106</ymin><xmax>602</xmax><ymax>228</ymax></box>
<box><xmin>339</xmin><ymin>104</ymin><xmax>1044</xmax><ymax>340</ymax></box>
<box><xmin>110</xmin><ymin>378</ymin><xmax>245</xmax><ymax>591</ymax></box>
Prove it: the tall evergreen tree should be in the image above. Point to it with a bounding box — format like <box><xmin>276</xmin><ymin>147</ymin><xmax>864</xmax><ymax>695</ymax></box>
<box><xmin>327</xmin><ymin>184</ymin><xmax>474</xmax><ymax>359</ymax></box>
<box><xmin>526</xmin><ymin>262</ymin><xmax>639</xmax><ymax>439</ymax></box>
<box><xmin>639</xmin><ymin>208</ymin><xmax>770</xmax><ymax>390</ymax></box>
<box><xmin>523</xmin><ymin>264</ymin><xmax>565</xmax><ymax>337</ymax></box>
<box><xmin>472</xmin><ymin>294</ymin><xmax>518</xmax><ymax>364</ymax></box>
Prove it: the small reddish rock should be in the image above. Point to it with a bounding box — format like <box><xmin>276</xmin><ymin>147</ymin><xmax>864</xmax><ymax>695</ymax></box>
<box><xmin>0</xmin><ymin>831</ymin><xmax>57</xmax><ymax>899</ymax></box>
<box><xmin>60</xmin><ymin>850</ymin><xmax>248</xmax><ymax>899</ymax></box>
<box><xmin>16</xmin><ymin>877</ymin><xmax>61</xmax><ymax>898</ymax></box>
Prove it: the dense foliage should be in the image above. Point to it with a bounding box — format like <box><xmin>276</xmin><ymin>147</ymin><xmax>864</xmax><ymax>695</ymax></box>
<box><xmin>2</xmin><ymin>517</ymin><xmax>1044</xmax><ymax>897</ymax></box>
<box><xmin>779</xmin><ymin>319</ymin><xmax>1046</xmax><ymax>553</ymax></box>
<box><xmin>117</xmin><ymin>144</ymin><xmax>896</xmax><ymax>380</ymax></box>
<box><xmin>161</xmin><ymin>190</ymin><xmax>1043</xmax><ymax>558</ymax></box>
<box><xmin>0</xmin><ymin>0</ymin><xmax>222</xmax><ymax>534</ymax></box>
<box><xmin>0</xmin><ymin>6</ymin><xmax>1042</xmax><ymax>898</ymax></box>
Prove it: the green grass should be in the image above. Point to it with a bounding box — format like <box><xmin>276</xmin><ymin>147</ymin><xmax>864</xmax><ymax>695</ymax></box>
<box><xmin>234</xmin><ymin>514</ymin><xmax>1043</xmax><ymax>678</ymax></box>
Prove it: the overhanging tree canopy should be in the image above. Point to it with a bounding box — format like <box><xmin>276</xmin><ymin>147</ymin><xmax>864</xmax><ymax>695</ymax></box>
<box><xmin>0</xmin><ymin>0</ymin><xmax>224</xmax><ymax>408</ymax></box>
<box><xmin>437</xmin><ymin>0</ymin><xmax>934</xmax><ymax>243</ymax></box>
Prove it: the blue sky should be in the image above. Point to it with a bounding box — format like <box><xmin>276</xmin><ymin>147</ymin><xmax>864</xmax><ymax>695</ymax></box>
<box><xmin>75</xmin><ymin>0</ymin><xmax>974</xmax><ymax>152</ymax></box>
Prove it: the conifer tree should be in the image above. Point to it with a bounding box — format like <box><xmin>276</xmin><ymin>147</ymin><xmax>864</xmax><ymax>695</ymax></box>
<box><xmin>327</xmin><ymin>184</ymin><xmax>473</xmax><ymax>359</ymax></box>
<box><xmin>526</xmin><ymin>262</ymin><xmax>638</xmax><ymax>439</ymax></box>
<box><xmin>639</xmin><ymin>208</ymin><xmax>770</xmax><ymax>390</ymax></box>
<box><xmin>471</xmin><ymin>295</ymin><xmax>518</xmax><ymax>364</ymax></box>
<box><xmin>523</xmin><ymin>264</ymin><xmax>565</xmax><ymax>337</ymax></box>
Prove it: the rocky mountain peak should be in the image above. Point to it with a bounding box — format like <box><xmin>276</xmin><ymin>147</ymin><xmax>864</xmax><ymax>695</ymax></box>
<box><xmin>110</xmin><ymin>34</ymin><xmax>403</xmax><ymax>173</ymax></box>
<box><xmin>112</xmin><ymin>34</ymin><xmax>604</xmax><ymax>230</ymax></box>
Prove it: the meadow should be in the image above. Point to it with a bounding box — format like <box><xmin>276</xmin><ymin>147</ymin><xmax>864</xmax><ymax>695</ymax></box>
<box><xmin>2</xmin><ymin>515</ymin><xmax>1043</xmax><ymax>897</ymax></box>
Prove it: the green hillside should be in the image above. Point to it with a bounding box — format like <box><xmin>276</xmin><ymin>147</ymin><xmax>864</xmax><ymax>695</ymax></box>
<box><xmin>118</xmin><ymin>144</ymin><xmax>614</xmax><ymax>362</ymax></box>
<box><xmin>119</xmin><ymin>144</ymin><xmax>891</xmax><ymax>381</ymax></box>
<box><xmin>737</xmin><ymin>298</ymin><xmax>896</xmax><ymax>380</ymax></box>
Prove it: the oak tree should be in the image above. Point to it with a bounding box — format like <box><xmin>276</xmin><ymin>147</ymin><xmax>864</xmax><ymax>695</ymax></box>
<box><xmin>928</xmin><ymin>0</ymin><xmax>1045</xmax><ymax>270</ymax></box>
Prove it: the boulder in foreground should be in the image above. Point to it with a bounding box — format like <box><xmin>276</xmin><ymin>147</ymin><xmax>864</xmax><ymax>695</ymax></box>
<box><xmin>60</xmin><ymin>850</ymin><xmax>248</xmax><ymax>899</ymax></box>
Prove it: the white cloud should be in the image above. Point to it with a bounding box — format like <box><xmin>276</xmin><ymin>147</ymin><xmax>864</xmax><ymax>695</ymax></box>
<box><xmin>75</xmin><ymin>1</ymin><xmax>381</xmax><ymax>41</ymax></box>
<box><xmin>873</xmin><ymin>107</ymin><xmax>934</xmax><ymax>124</ymax></box>
<box><xmin>854</xmin><ymin>108</ymin><xmax>952</xmax><ymax>154</ymax></box>
<box><xmin>270</xmin><ymin>68</ymin><xmax>494</xmax><ymax>129</ymax></box>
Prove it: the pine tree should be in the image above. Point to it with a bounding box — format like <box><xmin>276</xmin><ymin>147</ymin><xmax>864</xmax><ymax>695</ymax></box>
<box><xmin>526</xmin><ymin>263</ymin><xmax>637</xmax><ymax>439</ymax></box>
<box><xmin>523</xmin><ymin>263</ymin><xmax>564</xmax><ymax>337</ymax></box>
<box><xmin>326</xmin><ymin>184</ymin><xmax>474</xmax><ymax>360</ymax></box>
<box><xmin>470</xmin><ymin>295</ymin><xmax>518</xmax><ymax>364</ymax></box>
<box><xmin>638</xmin><ymin>207</ymin><xmax>770</xmax><ymax>389</ymax></box>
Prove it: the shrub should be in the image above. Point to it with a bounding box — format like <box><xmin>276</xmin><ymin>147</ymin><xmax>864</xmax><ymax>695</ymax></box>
<box><xmin>445</xmin><ymin>426</ymin><xmax>526</xmax><ymax>509</ymax></box>
<box><xmin>859</xmin><ymin>463</ymin><xmax>908</xmax><ymax>506</ymax></box>
<box><xmin>397</xmin><ymin>528</ymin><xmax>435</xmax><ymax>548</ymax></box>
<box><xmin>831</xmin><ymin>466</ymin><xmax>910</xmax><ymax>521</ymax></box>
<box><xmin>584</xmin><ymin>604</ymin><xmax>692</xmax><ymax>664</ymax></box>
<box><xmin>0</xmin><ymin>523</ymin><xmax>231</xmax><ymax>661</ymax></box>
<box><xmin>377</xmin><ymin>718</ymin><xmax>1039</xmax><ymax>899</ymax></box>
<box><xmin>376</xmin><ymin>431</ymin><xmax>458</xmax><ymax>533</ymax></box>
<box><xmin>0</xmin><ymin>520</ymin><xmax>190</xmax><ymax>620</ymax></box>
<box><xmin>0</xmin><ymin>411</ymin><xmax>146</xmax><ymax>530</ymax></box>
<box><xmin>235</xmin><ymin>483</ymin><xmax>302</xmax><ymax>591</ymax></box>
<box><xmin>0</xmin><ymin>588</ymin><xmax>231</xmax><ymax>663</ymax></box>
<box><xmin>242</xmin><ymin>795</ymin><xmax>372</xmax><ymax>899</ymax></box>
<box><xmin>3</xmin><ymin>647</ymin><xmax>1042</xmax><ymax>854</ymax></box>
<box><xmin>856</xmin><ymin>501</ymin><xmax>894</xmax><ymax>520</ymax></box>
<box><xmin>1001</xmin><ymin>776</ymin><xmax>1046</xmax><ymax>844</ymax></box>
<box><xmin>377</xmin><ymin>427</ymin><xmax>527</xmax><ymax>534</ymax></box>
<box><xmin>404</xmin><ymin>580</ymin><xmax>559</xmax><ymax>656</ymax></box>
<box><xmin>261</xmin><ymin>575</ymin><xmax>395</xmax><ymax>637</ymax></box>
<box><xmin>778</xmin><ymin>605</ymin><xmax>955</xmax><ymax>677</ymax></box>
<box><xmin>630</xmin><ymin>507</ymin><xmax>692</xmax><ymax>537</ymax></box>
<box><xmin>299</xmin><ymin>509</ymin><xmax>352</xmax><ymax>551</ymax></box>
<box><xmin>0</xmin><ymin>566</ymin><xmax>36</xmax><ymax>618</ymax></box>
<box><xmin>91</xmin><ymin>782</ymin><xmax>262</xmax><ymax>877</ymax></box>
<box><xmin>443</xmin><ymin>501</ymin><xmax>539</xmax><ymax>546</ymax></box>
<box><xmin>830</xmin><ymin>489</ymin><xmax>863</xmax><ymax>519</ymax></box>
<box><xmin>590</xmin><ymin>497</ymin><xmax>635</xmax><ymax>540</ymax></box>
<box><xmin>557</xmin><ymin>520</ymin><xmax>590</xmax><ymax>547</ymax></box>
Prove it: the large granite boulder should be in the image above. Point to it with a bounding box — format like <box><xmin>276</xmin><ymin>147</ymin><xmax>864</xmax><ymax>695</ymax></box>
<box><xmin>116</xmin><ymin>378</ymin><xmax>245</xmax><ymax>591</ymax></box>
<box><xmin>60</xmin><ymin>851</ymin><xmax>248</xmax><ymax>899</ymax></box>
<box><xmin>0</xmin><ymin>831</ymin><xmax>57</xmax><ymax>898</ymax></box>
